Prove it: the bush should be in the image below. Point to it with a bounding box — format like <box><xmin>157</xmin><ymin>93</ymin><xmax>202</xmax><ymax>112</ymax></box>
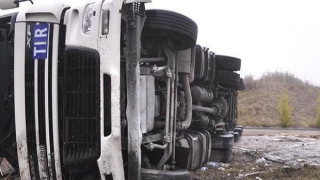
<box><xmin>244</xmin><ymin>71</ymin><xmax>307</xmax><ymax>90</ymax></box>
<box><xmin>316</xmin><ymin>93</ymin><xmax>320</xmax><ymax>127</ymax></box>
<box><xmin>278</xmin><ymin>91</ymin><xmax>293</xmax><ymax>127</ymax></box>
<box><xmin>260</xmin><ymin>71</ymin><xmax>305</xmax><ymax>86</ymax></box>
<box><xmin>244</xmin><ymin>75</ymin><xmax>257</xmax><ymax>90</ymax></box>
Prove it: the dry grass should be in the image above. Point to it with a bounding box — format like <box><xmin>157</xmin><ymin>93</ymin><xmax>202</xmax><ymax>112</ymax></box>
<box><xmin>239</xmin><ymin>72</ymin><xmax>320</xmax><ymax>128</ymax></box>
<box><xmin>316</xmin><ymin>93</ymin><xmax>320</xmax><ymax>127</ymax></box>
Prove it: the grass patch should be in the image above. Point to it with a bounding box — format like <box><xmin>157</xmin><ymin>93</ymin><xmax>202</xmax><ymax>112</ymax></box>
<box><xmin>239</xmin><ymin>115</ymin><xmax>258</xmax><ymax>126</ymax></box>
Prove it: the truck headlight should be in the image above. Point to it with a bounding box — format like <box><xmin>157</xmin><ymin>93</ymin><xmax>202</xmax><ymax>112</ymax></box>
<box><xmin>82</xmin><ymin>3</ymin><xmax>95</xmax><ymax>35</ymax></box>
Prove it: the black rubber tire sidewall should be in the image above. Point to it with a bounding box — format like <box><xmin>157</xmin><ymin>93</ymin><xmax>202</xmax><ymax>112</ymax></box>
<box><xmin>216</xmin><ymin>55</ymin><xmax>241</xmax><ymax>71</ymax></box>
<box><xmin>210</xmin><ymin>53</ymin><xmax>216</xmax><ymax>83</ymax></box>
<box><xmin>210</xmin><ymin>149</ymin><xmax>232</xmax><ymax>163</ymax></box>
<box><xmin>143</xmin><ymin>10</ymin><xmax>198</xmax><ymax>50</ymax></box>
<box><xmin>232</xmin><ymin>132</ymin><xmax>240</xmax><ymax>142</ymax></box>
<box><xmin>233</xmin><ymin>78</ymin><xmax>245</xmax><ymax>90</ymax></box>
<box><xmin>203</xmin><ymin>48</ymin><xmax>211</xmax><ymax>82</ymax></box>
<box><xmin>234</xmin><ymin>127</ymin><xmax>243</xmax><ymax>137</ymax></box>
<box><xmin>194</xmin><ymin>45</ymin><xmax>205</xmax><ymax>79</ymax></box>
<box><xmin>216</xmin><ymin>70</ymin><xmax>240</xmax><ymax>87</ymax></box>
<box><xmin>211</xmin><ymin>134</ymin><xmax>234</xmax><ymax>149</ymax></box>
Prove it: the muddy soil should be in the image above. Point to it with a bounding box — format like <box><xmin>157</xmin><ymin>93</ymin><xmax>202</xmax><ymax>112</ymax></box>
<box><xmin>193</xmin><ymin>128</ymin><xmax>320</xmax><ymax>180</ymax></box>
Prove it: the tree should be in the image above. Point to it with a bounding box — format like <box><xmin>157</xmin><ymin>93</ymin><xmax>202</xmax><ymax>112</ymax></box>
<box><xmin>278</xmin><ymin>91</ymin><xmax>293</xmax><ymax>127</ymax></box>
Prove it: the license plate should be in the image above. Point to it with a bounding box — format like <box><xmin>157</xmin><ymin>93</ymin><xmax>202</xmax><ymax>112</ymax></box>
<box><xmin>33</xmin><ymin>23</ymin><xmax>49</xmax><ymax>60</ymax></box>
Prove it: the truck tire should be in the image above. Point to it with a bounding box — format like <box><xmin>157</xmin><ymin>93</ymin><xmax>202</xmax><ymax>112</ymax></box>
<box><xmin>209</xmin><ymin>52</ymin><xmax>216</xmax><ymax>83</ymax></box>
<box><xmin>144</xmin><ymin>10</ymin><xmax>198</xmax><ymax>50</ymax></box>
<box><xmin>229</xmin><ymin>78</ymin><xmax>245</xmax><ymax>90</ymax></box>
<box><xmin>234</xmin><ymin>78</ymin><xmax>245</xmax><ymax>90</ymax></box>
<box><xmin>210</xmin><ymin>149</ymin><xmax>232</xmax><ymax>163</ymax></box>
<box><xmin>141</xmin><ymin>169</ymin><xmax>192</xmax><ymax>180</ymax></box>
<box><xmin>234</xmin><ymin>127</ymin><xmax>243</xmax><ymax>137</ymax></box>
<box><xmin>216</xmin><ymin>70</ymin><xmax>240</xmax><ymax>87</ymax></box>
<box><xmin>211</xmin><ymin>133</ymin><xmax>234</xmax><ymax>149</ymax></box>
<box><xmin>194</xmin><ymin>45</ymin><xmax>205</xmax><ymax>79</ymax></box>
<box><xmin>230</xmin><ymin>131</ymin><xmax>240</xmax><ymax>142</ymax></box>
<box><xmin>215</xmin><ymin>55</ymin><xmax>241</xmax><ymax>71</ymax></box>
<box><xmin>202</xmin><ymin>48</ymin><xmax>211</xmax><ymax>82</ymax></box>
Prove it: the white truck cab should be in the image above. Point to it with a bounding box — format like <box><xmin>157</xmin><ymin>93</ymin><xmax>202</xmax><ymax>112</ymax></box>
<box><xmin>12</xmin><ymin>0</ymin><xmax>127</xmax><ymax>179</ymax></box>
<box><xmin>0</xmin><ymin>0</ymin><xmax>244</xmax><ymax>179</ymax></box>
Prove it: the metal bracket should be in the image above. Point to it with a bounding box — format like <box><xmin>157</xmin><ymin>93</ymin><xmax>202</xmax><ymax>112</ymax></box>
<box><xmin>150</xmin><ymin>66</ymin><xmax>172</xmax><ymax>78</ymax></box>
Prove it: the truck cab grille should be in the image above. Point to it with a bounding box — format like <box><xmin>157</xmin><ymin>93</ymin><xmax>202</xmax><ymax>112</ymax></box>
<box><xmin>62</xmin><ymin>47</ymin><xmax>101</xmax><ymax>167</ymax></box>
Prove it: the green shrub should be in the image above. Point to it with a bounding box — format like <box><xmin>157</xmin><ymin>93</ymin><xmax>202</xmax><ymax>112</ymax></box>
<box><xmin>316</xmin><ymin>93</ymin><xmax>320</xmax><ymax>127</ymax></box>
<box><xmin>278</xmin><ymin>91</ymin><xmax>293</xmax><ymax>127</ymax></box>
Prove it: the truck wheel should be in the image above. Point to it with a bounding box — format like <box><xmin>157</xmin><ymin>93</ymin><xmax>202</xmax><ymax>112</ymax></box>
<box><xmin>209</xmin><ymin>52</ymin><xmax>216</xmax><ymax>82</ymax></box>
<box><xmin>194</xmin><ymin>45</ymin><xmax>205</xmax><ymax>79</ymax></box>
<box><xmin>216</xmin><ymin>70</ymin><xmax>240</xmax><ymax>87</ymax></box>
<box><xmin>215</xmin><ymin>55</ymin><xmax>241</xmax><ymax>71</ymax></box>
<box><xmin>210</xmin><ymin>149</ymin><xmax>232</xmax><ymax>163</ymax></box>
<box><xmin>236</xmin><ymin>125</ymin><xmax>243</xmax><ymax>130</ymax></box>
<box><xmin>234</xmin><ymin>78</ymin><xmax>245</xmax><ymax>90</ymax></box>
<box><xmin>202</xmin><ymin>48</ymin><xmax>211</xmax><ymax>82</ymax></box>
<box><xmin>211</xmin><ymin>133</ymin><xmax>234</xmax><ymax>149</ymax></box>
<box><xmin>141</xmin><ymin>169</ymin><xmax>192</xmax><ymax>180</ymax></box>
<box><xmin>234</xmin><ymin>127</ymin><xmax>243</xmax><ymax>137</ymax></box>
<box><xmin>231</xmin><ymin>78</ymin><xmax>245</xmax><ymax>90</ymax></box>
<box><xmin>230</xmin><ymin>131</ymin><xmax>240</xmax><ymax>142</ymax></box>
<box><xmin>143</xmin><ymin>10</ymin><xmax>198</xmax><ymax>50</ymax></box>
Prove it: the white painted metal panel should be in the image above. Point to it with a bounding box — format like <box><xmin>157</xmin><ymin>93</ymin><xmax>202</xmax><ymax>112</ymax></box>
<box><xmin>14</xmin><ymin>22</ymin><xmax>31</xmax><ymax>180</ymax></box>
<box><xmin>51</xmin><ymin>24</ymin><xmax>63</xmax><ymax>180</ymax></box>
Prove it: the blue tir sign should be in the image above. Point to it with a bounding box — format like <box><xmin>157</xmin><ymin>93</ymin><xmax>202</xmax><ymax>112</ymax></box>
<box><xmin>33</xmin><ymin>23</ymin><xmax>49</xmax><ymax>60</ymax></box>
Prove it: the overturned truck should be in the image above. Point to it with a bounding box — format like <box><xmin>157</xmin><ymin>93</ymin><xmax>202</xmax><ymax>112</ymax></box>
<box><xmin>0</xmin><ymin>0</ymin><xmax>245</xmax><ymax>179</ymax></box>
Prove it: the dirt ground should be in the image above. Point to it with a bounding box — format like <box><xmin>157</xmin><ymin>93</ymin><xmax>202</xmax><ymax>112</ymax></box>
<box><xmin>193</xmin><ymin>128</ymin><xmax>320</xmax><ymax>180</ymax></box>
<box><xmin>2</xmin><ymin>128</ymin><xmax>320</xmax><ymax>179</ymax></box>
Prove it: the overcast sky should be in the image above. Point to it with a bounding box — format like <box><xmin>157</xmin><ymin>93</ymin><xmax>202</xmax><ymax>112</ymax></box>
<box><xmin>2</xmin><ymin>0</ymin><xmax>320</xmax><ymax>85</ymax></box>
<box><xmin>147</xmin><ymin>0</ymin><xmax>320</xmax><ymax>86</ymax></box>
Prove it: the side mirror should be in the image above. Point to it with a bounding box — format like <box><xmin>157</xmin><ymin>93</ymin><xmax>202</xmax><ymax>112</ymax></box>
<box><xmin>0</xmin><ymin>0</ymin><xmax>18</xmax><ymax>10</ymax></box>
